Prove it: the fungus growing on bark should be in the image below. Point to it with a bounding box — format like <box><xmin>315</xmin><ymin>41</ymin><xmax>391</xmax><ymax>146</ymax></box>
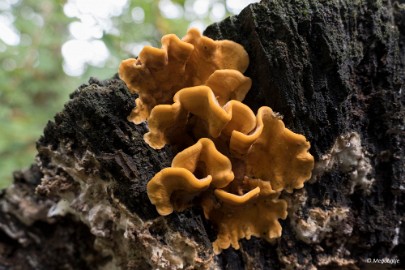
<box><xmin>202</xmin><ymin>191</ymin><xmax>288</xmax><ymax>253</ymax></box>
<box><xmin>147</xmin><ymin>138</ymin><xmax>234</xmax><ymax>215</ymax></box>
<box><xmin>221</xmin><ymin>100</ymin><xmax>260</xmax><ymax>156</ymax></box>
<box><xmin>214</xmin><ymin>187</ymin><xmax>261</xmax><ymax>205</ymax></box>
<box><xmin>171</xmin><ymin>138</ymin><xmax>234</xmax><ymax>188</ymax></box>
<box><xmin>119</xmin><ymin>28</ymin><xmax>249</xmax><ymax>124</ymax></box>
<box><xmin>144</xmin><ymin>85</ymin><xmax>231</xmax><ymax>149</ymax></box>
<box><xmin>205</xmin><ymin>70</ymin><xmax>251</xmax><ymax>106</ymax></box>
<box><xmin>147</xmin><ymin>168</ymin><xmax>212</xmax><ymax>216</ymax></box>
<box><xmin>119</xmin><ymin>29</ymin><xmax>314</xmax><ymax>254</ymax></box>
<box><xmin>245</xmin><ymin>107</ymin><xmax>314</xmax><ymax>193</ymax></box>
<box><xmin>143</xmin><ymin>96</ymin><xmax>313</xmax><ymax>251</ymax></box>
<box><xmin>181</xmin><ymin>28</ymin><xmax>249</xmax><ymax>84</ymax></box>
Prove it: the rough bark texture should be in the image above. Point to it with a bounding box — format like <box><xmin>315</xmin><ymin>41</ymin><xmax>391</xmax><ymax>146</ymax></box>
<box><xmin>1</xmin><ymin>0</ymin><xmax>404</xmax><ymax>269</ymax></box>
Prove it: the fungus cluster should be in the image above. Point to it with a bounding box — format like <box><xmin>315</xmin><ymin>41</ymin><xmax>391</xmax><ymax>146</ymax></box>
<box><xmin>119</xmin><ymin>29</ymin><xmax>314</xmax><ymax>253</ymax></box>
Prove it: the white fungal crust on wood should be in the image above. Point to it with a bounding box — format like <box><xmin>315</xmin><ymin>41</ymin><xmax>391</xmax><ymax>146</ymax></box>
<box><xmin>294</xmin><ymin>206</ymin><xmax>352</xmax><ymax>244</ymax></box>
<box><xmin>311</xmin><ymin>132</ymin><xmax>375</xmax><ymax>194</ymax></box>
<box><xmin>36</xmin><ymin>143</ymin><xmax>216</xmax><ymax>270</ymax></box>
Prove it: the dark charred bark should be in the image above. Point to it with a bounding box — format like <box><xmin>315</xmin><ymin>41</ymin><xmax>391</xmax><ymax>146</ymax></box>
<box><xmin>1</xmin><ymin>1</ymin><xmax>404</xmax><ymax>269</ymax></box>
<box><xmin>204</xmin><ymin>1</ymin><xmax>405</xmax><ymax>269</ymax></box>
<box><xmin>0</xmin><ymin>164</ymin><xmax>107</xmax><ymax>269</ymax></box>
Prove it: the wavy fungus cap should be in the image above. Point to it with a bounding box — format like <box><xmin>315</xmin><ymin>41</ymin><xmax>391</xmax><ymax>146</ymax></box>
<box><xmin>120</xmin><ymin>29</ymin><xmax>315</xmax><ymax>254</ymax></box>
<box><xmin>144</xmin><ymin>86</ymin><xmax>231</xmax><ymax>149</ymax></box>
<box><xmin>144</xmin><ymin>89</ymin><xmax>314</xmax><ymax>252</ymax></box>
<box><xmin>147</xmin><ymin>168</ymin><xmax>212</xmax><ymax>216</ymax></box>
<box><xmin>119</xmin><ymin>28</ymin><xmax>249</xmax><ymax>124</ymax></box>
<box><xmin>146</xmin><ymin>138</ymin><xmax>234</xmax><ymax>215</ymax></box>
<box><xmin>202</xmin><ymin>181</ymin><xmax>288</xmax><ymax>254</ymax></box>
<box><xmin>244</xmin><ymin>107</ymin><xmax>315</xmax><ymax>192</ymax></box>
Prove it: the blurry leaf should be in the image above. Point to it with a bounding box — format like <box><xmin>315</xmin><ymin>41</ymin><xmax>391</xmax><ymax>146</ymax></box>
<box><xmin>0</xmin><ymin>0</ymin><xmax>234</xmax><ymax>188</ymax></box>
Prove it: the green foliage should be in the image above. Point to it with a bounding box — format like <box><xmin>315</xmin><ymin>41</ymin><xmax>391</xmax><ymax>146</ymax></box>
<box><xmin>0</xmin><ymin>0</ymin><xmax>75</xmax><ymax>188</ymax></box>
<box><xmin>0</xmin><ymin>0</ymin><xmax>245</xmax><ymax>188</ymax></box>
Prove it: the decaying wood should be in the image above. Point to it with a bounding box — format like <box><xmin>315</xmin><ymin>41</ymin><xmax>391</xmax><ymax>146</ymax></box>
<box><xmin>1</xmin><ymin>0</ymin><xmax>404</xmax><ymax>269</ymax></box>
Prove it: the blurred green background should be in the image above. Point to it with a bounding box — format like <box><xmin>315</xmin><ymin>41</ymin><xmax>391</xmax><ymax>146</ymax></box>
<box><xmin>0</xmin><ymin>0</ymin><xmax>258</xmax><ymax>188</ymax></box>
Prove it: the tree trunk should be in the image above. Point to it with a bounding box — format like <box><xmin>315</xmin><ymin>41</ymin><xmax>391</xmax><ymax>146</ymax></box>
<box><xmin>1</xmin><ymin>0</ymin><xmax>404</xmax><ymax>269</ymax></box>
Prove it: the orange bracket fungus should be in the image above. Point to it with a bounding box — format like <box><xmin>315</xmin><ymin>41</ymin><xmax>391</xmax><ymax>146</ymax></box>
<box><xmin>119</xmin><ymin>28</ymin><xmax>249</xmax><ymax>124</ymax></box>
<box><xmin>119</xmin><ymin>29</ymin><xmax>314</xmax><ymax>254</ymax></box>
<box><xmin>147</xmin><ymin>138</ymin><xmax>234</xmax><ymax>216</ymax></box>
